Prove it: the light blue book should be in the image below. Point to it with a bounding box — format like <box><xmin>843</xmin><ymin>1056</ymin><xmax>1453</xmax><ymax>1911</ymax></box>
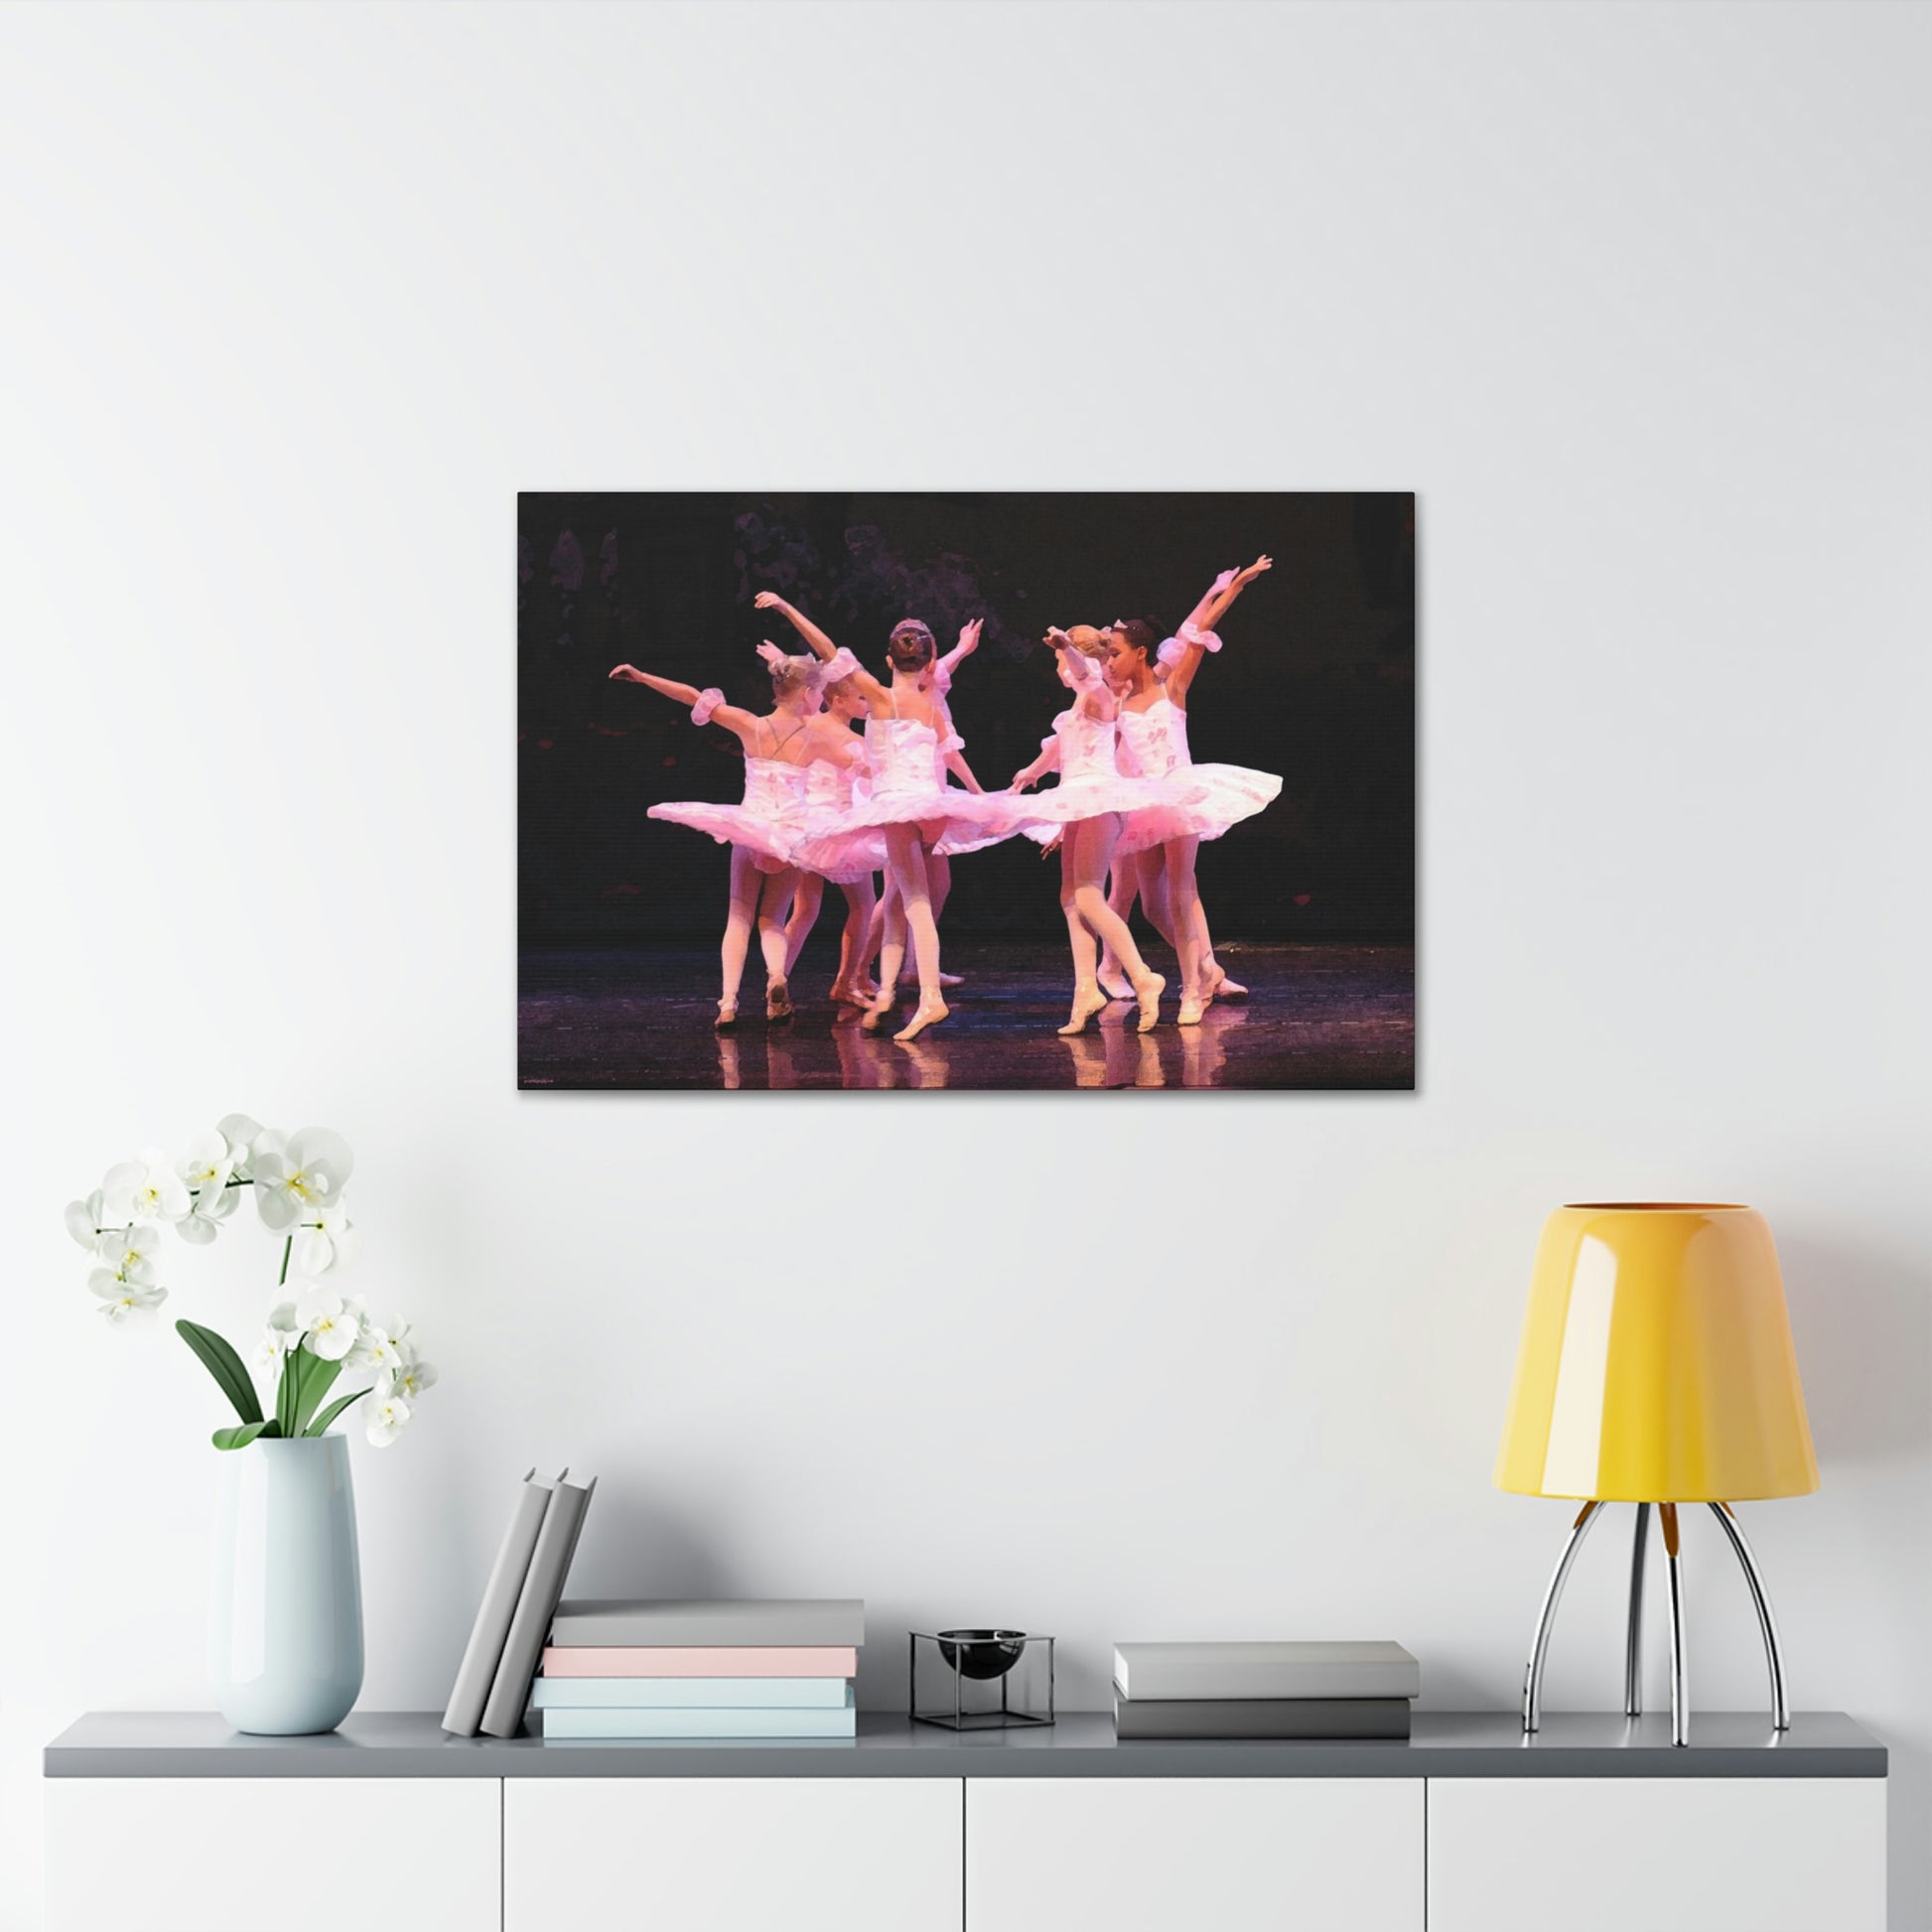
<box><xmin>532</xmin><ymin>1677</ymin><xmax>853</xmax><ymax>1711</ymax></box>
<box><xmin>541</xmin><ymin>1703</ymin><xmax>858</xmax><ymax>1740</ymax></box>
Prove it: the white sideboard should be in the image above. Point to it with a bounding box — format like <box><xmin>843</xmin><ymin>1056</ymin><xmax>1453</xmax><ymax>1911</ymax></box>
<box><xmin>45</xmin><ymin>1710</ymin><xmax>1888</xmax><ymax>1932</ymax></box>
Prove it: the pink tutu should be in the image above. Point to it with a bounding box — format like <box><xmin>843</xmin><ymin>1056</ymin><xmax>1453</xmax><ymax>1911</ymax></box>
<box><xmin>794</xmin><ymin>757</ymin><xmax>885</xmax><ymax>883</ymax></box>
<box><xmin>1114</xmin><ymin>696</ymin><xmax>1281</xmax><ymax>854</ymax></box>
<box><xmin>1019</xmin><ymin>705</ymin><xmax>1206</xmax><ymax>844</ymax></box>
<box><xmin>795</xmin><ymin>715</ymin><xmax>1030</xmax><ymax>870</ymax></box>
<box><xmin>650</xmin><ymin>757</ymin><xmax>809</xmax><ymax>874</ymax></box>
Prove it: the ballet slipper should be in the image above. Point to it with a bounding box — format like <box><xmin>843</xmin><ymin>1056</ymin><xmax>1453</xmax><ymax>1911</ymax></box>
<box><xmin>1097</xmin><ymin>973</ymin><xmax>1134</xmax><ymax>1002</ymax></box>
<box><xmin>1057</xmin><ymin>983</ymin><xmax>1109</xmax><ymax>1036</ymax></box>
<box><xmin>861</xmin><ymin>988</ymin><xmax>897</xmax><ymax>1034</ymax></box>
<box><xmin>894</xmin><ymin>998</ymin><xmax>949</xmax><ymax>1043</ymax></box>
<box><xmin>938</xmin><ymin>971</ymin><xmax>965</xmax><ymax>988</ymax></box>
<box><xmin>1132</xmin><ymin>970</ymin><xmax>1166</xmax><ymax>1034</ymax></box>
<box><xmin>765</xmin><ymin>977</ymin><xmax>793</xmax><ymax>1023</ymax></box>
<box><xmin>829</xmin><ymin>980</ymin><xmax>873</xmax><ymax>1009</ymax></box>
<box><xmin>714</xmin><ymin>999</ymin><xmax>739</xmax><ymax>1031</ymax></box>
<box><xmin>1177</xmin><ymin>993</ymin><xmax>1207</xmax><ymax>1027</ymax></box>
<box><xmin>1201</xmin><ymin>959</ymin><xmax>1248</xmax><ymax>1003</ymax></box>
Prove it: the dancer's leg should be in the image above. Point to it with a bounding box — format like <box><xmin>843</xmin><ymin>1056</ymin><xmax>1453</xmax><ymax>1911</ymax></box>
<box><xmin>884</xmin><ymin>825</ymin><xmax>947</xmax><ymax>1040</ymax></box>
<box><xmin>1138</xmin><ymin>847</ymin><xmax>1179</xmax><ymax>952</ymax></box>
<box><xmin>1057</xmin><ymin>831</ymin><xmax>1106</xmax><ymax>1035</ymax></box>
<box><xmin>1167</xmin><ymin>835</ymin><xmax>1208</xmax><ymax>1023</ymax></box>
<box><xmin>1071</xmin><ymin>818</ymin><xmax>1164</xmax><ymax>1032</ymax></box>
<box><xmin>832</xmin><ymin>877</ymin><xmax>878</xmax><ymax>1003</ymax></box>
<box><xmin>1096</xmin><ymin>860</ymin><xmax>1138</xmax><ymax>999</ymax></box>
<box><xmin>783</xmin><ymin>873</ymin><xmax>825</xmax><ymax>976</ymax></box>
<box><xmin>865</xmin><ymin>880</ymin><xmax>908</xmax><ymax>1032</ymax></box>
<box><xmin>1193</xmin><ymin>895</ymin><xmax>1248</xmax><ymax>1001</ymax></box>
<box><xmin>928</xmin><ymin>851</ymin><xmax>965</xmax><ymax>986</ymax></box>
<box><xmin>719</xmin><ymin>846</ymin><xmax>759</xmax><ymax>1024</ymax></box>
<box><xmin>758</xmin><ymin>866</ymin><xmax>799</xmax><ymax>1018</ymax></box>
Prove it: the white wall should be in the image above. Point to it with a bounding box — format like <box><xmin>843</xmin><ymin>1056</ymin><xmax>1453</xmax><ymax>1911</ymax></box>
<box><xmin>3</xmin><ymin>2</ymin><xmax>1926</xmax><ymax>1925</ymax></box>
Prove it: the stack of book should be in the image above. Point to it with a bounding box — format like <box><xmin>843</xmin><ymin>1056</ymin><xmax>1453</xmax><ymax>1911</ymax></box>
<box><xmin>1112</xmin><ymin>1640</ymin><xmax>1420</xmax><ymax>1739</ymax></box>
<box><xmin>532</xmin><ymin>1598</ymin><xmax>865</xmax><ymax>1738</ymax></box>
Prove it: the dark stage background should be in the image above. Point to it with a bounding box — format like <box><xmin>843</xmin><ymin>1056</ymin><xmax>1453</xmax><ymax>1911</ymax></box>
<box><xmin>519</xmin><ymin>493</ymin><xmax>1414</xmax><ymax>942</ymax></box>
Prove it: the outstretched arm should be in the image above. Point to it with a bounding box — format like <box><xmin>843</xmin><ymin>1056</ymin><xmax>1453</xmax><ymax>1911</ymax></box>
<box><xmin>755</xmin><ymin>591</ymin><xmax>841</xmax><ymax>662</ymax></box>
<box><xmin>1164</xmin><ymin>556</ymin><xmax>1272</xmax><ymax>705</ymax></box>
<box><xmin>928</xmin><ymin>618</ymin><xmax>983</xmax><ymax>690</ymax></box>
<box><xmin>609</xmin><ymin>664</ymin><xmax>759</xmax><ymax>740</ymax></box>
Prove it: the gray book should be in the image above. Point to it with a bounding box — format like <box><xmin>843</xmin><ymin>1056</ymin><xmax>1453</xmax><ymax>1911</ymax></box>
<box><xmin>549</xmin><ymin>1597</ymin><xmax>866</xmax><ymax>1648</ymax></box>
<box><xmin>1113</xmin><ymin>1641</ymin><xmax>1421</xmax><ymax>1703</ymax></box>
<box><xmin>1114</xmin><ymin>1693</ymin><xmax>1412</xmax><ymax>1740</ymax></box>
<box><xmin>442</xmin><ymin>1467</ymin><xmax>559</xmax><ymax>1737</ymax></box>
<box><xmin>480</xmin><ymin>1472</ymin><xmax>597</xmax><ymax>1738</ymax></box>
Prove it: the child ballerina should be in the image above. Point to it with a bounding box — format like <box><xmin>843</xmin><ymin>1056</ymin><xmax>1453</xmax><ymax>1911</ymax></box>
<box><xmin>1105</xmin><ymin>556</ymin><xmax>1283</xmax><ymax>1025</ymax></box>
<box><xmin>609</xmin><ymin>645</ymin><xmax>841</xmax><ymax>1028</ymax></box>
<box><xmin>776</xmin><ymin>651</ymin><xmax>886</xmax><ymax>1009</ymax></box>
<box><xmin>1010</xmin><ymin>626</ymin><xmax>1192</xmax><ymax>1035</ymax></box>
<box><xmin>755</xmin><ymin>594</ymin><xmax>1022</xmax><ymax>1041</ymax></box>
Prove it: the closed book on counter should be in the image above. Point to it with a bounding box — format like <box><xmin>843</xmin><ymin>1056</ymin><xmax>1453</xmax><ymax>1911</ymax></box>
<box><xmin>550</xmin><ymin>1598</ymin><xmax>865</xmax><ymax>1648</ymax></box>
<box><xmin>1113</xmin><ymin>1641</ymin><xmax>1421</xmax><ymax>1703</ymax></box>
<box><xmin>1113</xmin><ymin>1694</ymin><xmax>1413</xmax><ymax>1740</ymax></box>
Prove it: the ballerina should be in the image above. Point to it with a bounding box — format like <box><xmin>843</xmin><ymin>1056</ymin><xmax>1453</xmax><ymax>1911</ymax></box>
<box><xmin>755</xmin><ymin>594</ymin><xmax>1024</xmax><ymax>1041</ymax></box>
<box><xmin>610</xmin><ymin>647</ymin><xmax>832</xmax><ymax>1029</ymax></box>
<box><xmin>1105</xmin><ymin>556</ymin><xmax>1283</xmax><ymax>1025</ymax></box>
<box><xmin>774</xmin><ymin>649</ymin><xmax>885</xmax><ymax>1009</ymax></box>
<box><xmin>1010</xmin><ymin>626</ymin><xmax>1187</xmax><ymax>1035</ymax></box>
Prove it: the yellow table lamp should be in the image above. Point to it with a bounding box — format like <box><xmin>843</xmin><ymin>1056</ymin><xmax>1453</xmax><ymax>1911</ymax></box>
<box><xmin>1496</xmin><ymin>1203</ymin><xmax>1817</xmax><ymax>1744</ymax></box>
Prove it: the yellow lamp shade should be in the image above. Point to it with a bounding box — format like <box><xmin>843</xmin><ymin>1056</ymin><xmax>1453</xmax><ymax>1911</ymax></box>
<box><xmin>1495</xmin><ymin>1203</ymin><xmax>1818</xmax><ymax>1503</ymax></box>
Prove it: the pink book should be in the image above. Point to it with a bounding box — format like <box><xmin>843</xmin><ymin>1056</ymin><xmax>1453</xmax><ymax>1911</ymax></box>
<box><xmin>539</xmin><ymin>1645</ymin><xmax>859</xmax><ymax>1678</ymax></box>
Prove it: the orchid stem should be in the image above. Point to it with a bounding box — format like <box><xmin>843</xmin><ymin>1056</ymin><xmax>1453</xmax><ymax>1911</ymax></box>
<box><xmin>278</xmin><ymin>1237</ymin><xmax>291</xmax><ymax>1288</ymax></box>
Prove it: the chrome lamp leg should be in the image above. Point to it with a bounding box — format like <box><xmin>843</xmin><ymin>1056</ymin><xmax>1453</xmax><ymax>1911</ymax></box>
<box><xmin>1521</xmin><ymin>1499</ymin><xmax>1602</xmax><ymax>1733</ymax></box>
<box><xmin>1709</xmin><ymin>1501</ymin><xmax>1790</xmax><ymax>1730</ymax></box>
<box><xmin>1624</xmin><ymin>1501</ymin><xmax>1651</xmax><ymax>1718</ymax></box>
<box><xmin>1661</xmin><ymin>1502</ymin><xmax>1689</xmax><ymax>1745</ymax></box>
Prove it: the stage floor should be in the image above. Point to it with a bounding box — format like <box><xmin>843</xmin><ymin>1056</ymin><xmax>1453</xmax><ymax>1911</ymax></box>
<box><xmin>519</xmin><ymin>938</ymin><xmax>1414</xmax><ymax>1091</ymax></box>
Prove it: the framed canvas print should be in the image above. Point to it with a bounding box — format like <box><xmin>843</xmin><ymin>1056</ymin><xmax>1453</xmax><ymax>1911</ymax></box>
<box><xmin>518</xmin><ymin>492</ymin><xmax>1413</xmax><ymax>1092</ymax></box>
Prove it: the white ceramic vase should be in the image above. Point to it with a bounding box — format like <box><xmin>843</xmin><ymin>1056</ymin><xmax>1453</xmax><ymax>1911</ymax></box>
<box><xmin>209</xmin><ymin>1437</ymin><xmax>364</xmax><ymax>1734</ymax></box>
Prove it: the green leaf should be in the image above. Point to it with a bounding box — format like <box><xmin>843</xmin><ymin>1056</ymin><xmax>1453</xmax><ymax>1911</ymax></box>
<box><xmin>306</xmin><ymin>1387</ymin><xmax>370</xmax><ymax>1438</ymax></box>
<box><xmin>176</xmin><ymin>1319</ymin><xmax>263</xmax><ymax>1427</ymax></box>
<box><xmin>212</xmin><ymin>1420</ymin><xmax>285</xmax><ymax>1450</ymax></box>
<box><xmin>276</xmin><ymin>1347</ymin><xmax>301</xmax><ymax>1439</ymax></box>
<box><xmin>292</xmin><ymin>1352</ymin><xmax>344</xmax><ymax>1436</ymax></box>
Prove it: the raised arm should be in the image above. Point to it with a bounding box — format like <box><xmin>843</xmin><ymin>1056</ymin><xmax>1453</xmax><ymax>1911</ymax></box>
<box><xmin>1048</xmin><ymin>630</ymin><xmax>1116</xmax><ymax>721</ymax></box>
<box><xmin>755</xmin><ymin>591</ymin><xmax>842</xmax><ymax>662</ymax></box>
<box><xmin>928</xmin><ymin>618</ymin><xmax>983</xmax><ymax>691</ymax></box>
<box><xmin>609</xmin><ymin>664</ymin><xmax>759</xmax><ymax>742</ymax></box>
<box><xmin>1162</xmin><ymin>556</ymin><xmax>1273</xmax><ymax>705</ymax></box>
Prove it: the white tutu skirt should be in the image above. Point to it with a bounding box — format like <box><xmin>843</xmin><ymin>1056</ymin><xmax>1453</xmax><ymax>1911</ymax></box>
<box><xmin>648</xmin><ymin>800</ymin><xmax>804</xmax><ymax>873</ymax></box>
<box><xmin>1017</xmin><ymin>772</ymin><xmax>1206</xmax><ymax>845</ymax></box>
<box><xmin>796</xmin><ymin>783</ymin><xmax>1032</xmax><ymax>872</ymax></box>
<box><xmin>1115</xmin><ymin>762</ymin><xmax>1283</xmax><ymax>855</ymax></box>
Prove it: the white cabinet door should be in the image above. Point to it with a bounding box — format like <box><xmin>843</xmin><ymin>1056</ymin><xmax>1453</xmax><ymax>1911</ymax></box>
<box><xmin>1428</xmin><ymin>1776</ymin><xmax>1886</xmax><ymax>1932</ymax></box>
<box><xmin>46</xmin><ymin>1777</ymin><xmax>499</xmax><ymax>1932</ymax></box>
<box><xmin>505</xmin><ymin>1776</ymin><xmax>963</xmax><ymax>1932</ymax></box>
<box><xmin>966</xmin><ymin>1777</ymin><xmax>1423</xmax><ymax>1932</ymax></box>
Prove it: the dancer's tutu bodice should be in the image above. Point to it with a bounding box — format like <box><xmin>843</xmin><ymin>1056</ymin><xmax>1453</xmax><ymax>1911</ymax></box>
<box><xmin>1020</xmin><ymin>704</ymin><xmax>1202</xmax><ymax>839</ymax></box>
<box><xmin>1114</xmin><ymin>694</ymin><xmax>1282</xmax><ymax>854</ymax></box>
<box><xmin>648</xmin><ymin>697</ymin><xmax>814</xmax><ymax>874</ymax></box>
<box><xmin>797</xmin><ymin>751</ymin><xmax>884</xmax><ymax>882</ymax></box>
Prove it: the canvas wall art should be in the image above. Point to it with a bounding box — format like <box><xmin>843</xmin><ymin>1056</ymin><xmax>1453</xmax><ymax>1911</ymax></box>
<box><xmin>518</xmin><ymin>492</ymin><xmax>1414</xmax><ymax>1091</ymax></box>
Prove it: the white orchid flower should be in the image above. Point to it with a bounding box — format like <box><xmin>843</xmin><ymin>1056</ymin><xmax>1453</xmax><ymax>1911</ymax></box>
<box><xmin>293</xmin><ymin>1202</ymin><xmax>359</xmax><ymax>1278</ymax></box>
<box><xmin>256</xmin><ymin>1302</ymin><xmax>304</xmax><ymax>1373</ymax></box>
<box><xmin>254</xmin><ymin>1128</ymin><xmax>354</xmax><ymax>1233</ymax></box>
<box><xmin>384</xmin><ymin>1356</ymin><xmax>438</xmax><ymax>1404</ymax></box>
<box><xmin>94</xmin><ymin>1224</ymin><xmax>163</xmax><ymax>1286</ymax></box>
<box><xmin>177</xmin><ymin>1128</ymin><xmax>242</xmax><ymax>1195</ymax></box>
<box><xmin>89</xmin><ymin>1272</ymin><xmax>168</xmax><ymax>1322</ymax></box>
<box><xmin>294</xmin><ymin>1289</ymin><xmax>361</xmax><ymax>1362</ymax></box>
<box><xmin>65</xmin><ymin>1190</ymin><xmax>106</xmax><ymax>1250</ymax></box>
<box><xmin>100</xmin><ymin>1150</ymin><xmax>191</xmax><ymax>1225</ymax></box>
<box><xmin>178</xmin><ymin>1178</ymin><xmax>243</xmax><ymax>1245</ymax></box>
<box><xmin>347</xmin><ymin>1319</ymin><xmax>402</xmax><ymax>1374</ymax></box>
<box><xmin>216</xmin><ymin>1115</ymin><xmax>264</xmax><ymax>1180</ymax></box>
<box><xmin>365</xmin><ymin>1394</ymin><xmax>412</xmax><ymax>1447</ymax></box>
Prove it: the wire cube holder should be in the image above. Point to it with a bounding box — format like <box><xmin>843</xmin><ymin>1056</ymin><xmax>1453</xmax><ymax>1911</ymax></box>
<box><xmin>909</xmin><ymin>1629</ymin><xmax>1055</xmax><ymax>1730</ymax></box>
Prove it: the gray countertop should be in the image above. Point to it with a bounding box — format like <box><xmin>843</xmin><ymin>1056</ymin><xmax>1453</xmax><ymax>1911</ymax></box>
<box><xmin>46</xmin><ymin>1710</ymin><xmax>1885</xmax><ymax>1779</ymax></box>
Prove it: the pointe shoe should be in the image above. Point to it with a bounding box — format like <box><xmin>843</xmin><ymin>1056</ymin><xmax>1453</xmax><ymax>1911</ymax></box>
<box><xmin>894</xmin><ymin>999</ymin><xmax>949</xmax><ymax>1043</ymax></box>
<box><xmin>714</xmin><ymin>999</ymin><xmax>739</xmax><ymax>1031</ymax></box>
<box><xmin>938</xmin><ymin>971</ymin><xmax>965</xmax><ymax>988</ymax></box>
<box><xmin>765</xmin><ymin>977</ymin><xmax>793</xmax><ymax>1023</ymax></box>
<box><xmin>1097</xmin><ymin>968</ymin><xmax>1134</xmax><ymax>1002</ymax></box>
<box><xmin>861</xmin><ymin>989</ymin><xmax>897</xmax><ymax>1034</ymax></box>
<box><xmin>1132</xmin><ymin>970</ymin><xmax>1166</xmax><ymax>1034</ymax></box>
<box><xmin>1177</xmin><ymin>993</ymin><xmax>1207</xmax><ymax>1027</ymax></box>
<box><xmin>1057</xmin><ymin>984</ymin><xmax>1109</xmax><ymax>1036</ymax></box>
<box><xmin>1203</xmin><ymin>960</ymin><xmax>1248</xmax><ymax>1001</ymax></box>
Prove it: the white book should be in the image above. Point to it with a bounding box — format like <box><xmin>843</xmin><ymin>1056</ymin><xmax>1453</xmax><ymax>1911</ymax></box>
<box><xmin>541</xmin><ymin>1704</ymin><xmax>857</xmax><ymax>1740</ymax></box>
<box><xmin>1113</xmin><ymin>1640</ymin><xmax>1421</xmax><ymax>1703</ymax></box>
<box><xmin>442</xmin><ymin>1468</ymin><xmax>559</xmax><ymax>1738</ymax></box>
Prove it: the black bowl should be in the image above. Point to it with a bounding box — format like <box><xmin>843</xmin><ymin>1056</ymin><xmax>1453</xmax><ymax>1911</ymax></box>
<box><xmin>937</xmin><ymin>1629</ymin><xmax>1028</xmax><ymax>1681</ymax></box>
